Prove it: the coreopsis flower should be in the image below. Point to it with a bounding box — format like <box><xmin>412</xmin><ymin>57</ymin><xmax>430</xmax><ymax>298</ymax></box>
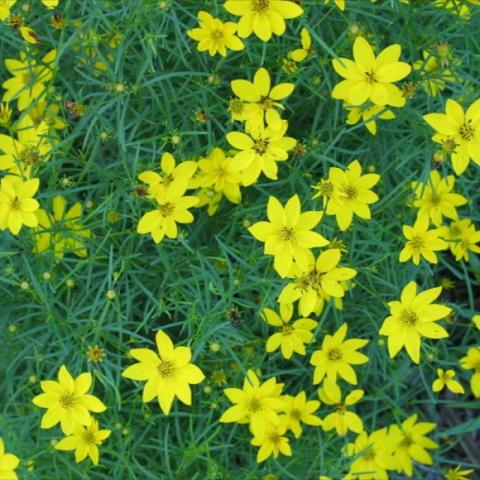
<box><xmin>0</xmin><ymin>114</ymin><xmax>54</xmax><ymax>172</ymax></box>
<box><xmin>310</xmin><ymin>323</ymin><xmax>369</xmax><ymax>385</ymax></box>
<box><xmin>2</xmin><ymin>49</ymin><xmax>56</xmax><ymax>110</ymax></box>
<box><xmin>444</xmin><ymin>466</ymin><xmax>475</xmax><ymax>480</ymax></box>
<box><xmin>432</xmin><ymin>368</ymin><xmax>464</xmax><ymax>394</ymax></box>
<box><xmin>411</xmin><ymin>171</ymin><xmax>467</xmax><ymax>227</ymax></box>
<box><xmin>32</xmin><ymin>365</ymin><xmax>107</xmax><ymax>435</ymax></box>
<box><xmin>224</xmin><ymin>0</ymin><xmax>303</xmax><ymax>42</ymax></box>
<box><xmin>282</xmin><ymin>391</ymin><xmax>322</xmax><ymax>438</ymax></box>
<box><xmin>227</xmin><ymin>119</ymin><xmax>297</xmax><ymax>185</ymax></box>
<box><xmin>345</xmin><ymin>429</ymin><xmax>396</xmax><ymax>480</ymax></box>
<box><xmin>54</xmin><ymin>418</ymin><xmax>111</xmax><ymax>466</ymax></box>
<box><xmin>187</xmin><ymin>11</ymin><xmax>244</xmax><ymax>57</ymax></box>
<box><xmin>0</xmin><ymin>438</ymin><xmax>19</xmax><ymax>480</ymax></box>
<box><xmin>314</xmin><ymin>159</ymin><xmax>380</xmax><ymax>231</ymax></box>
<box><xmin>248</xmin><ymin>194</ymin><xmax>328</xmax><ymax>277</ymax></box>
<box><xmin>423</xmin><ymin>98</ymin><xmax>480</xmax><ymax>175</ymax></box>
<box><xmin>413</xmin><ymin>50</ymin><xmax>457</xmax><ymax>97</ymax></box>
<box><xmin>459</xmin><ymin>347</ymin><xmax>480</xmax><ymax>397</ymax></box>
<box><xmin>0</xmin><ymin>1</ymin><xmax>16</xmax><ymax>21</ymax></box>
<box><xmin>389</xmin><ymin>414</ymin><xmax>438</xmax><ymax>478</ymax></box>
<box><xmin>318</xmin><ymin>379</ymin><xmax>363</xmax><ymax>436</ymax></box>
<box><xmin>230</xmin><ymin>67</ymin><xmax>295</xmax><ymax>130</ymax></box>
<box><xmin>122</xmin><ymin>330</ymin><xmax>205</xmax><ymax>415</ymax></box>
<box><xmin>261</xmin><ymin>302</ymin><xmax>317</xmax><ymax>359</ymax></box>
<box><xmin>197</xmin><ymin>147</ymin><xmax>243</xmax><ymax>205</ymax></box>
<box><xmin>250</xmin><ymin>422</ymin><xmax>292</xmax><ymax>463</ymax></box>
<box><xmin>345</xmin><ymin>103</ymin><xmax>395</xmax><ymax>135</ymax></box>
<box><xmin>278</xmin><ymin>248</ymin><xmax>357</xmax><ymax>316</ymax></box>
<box><xmin>379</xmin><ymin>281</ymin><xmax>451</xmax><ymax>364</ymax></box>
<box><xmin>289</xmin><ymin>27</ymin><xmax>312</xmax><ymax>62</ymax></box>
<box><xmin>33</xmin><ymin>195</ymin><xmax>91</xmax><ymax>257</ymax></box>
<box><xmin>220</xmin><ymin>369</ymin><xmax>285</xmax><ymax>435</ymax></box>
<box><xmin>138</xmin><ymin>153</ymin><xmax>197</xmax><ymax>198</ymax></box>
<box><xmin>332</xmin><ymin>36</ymin><xmax>411</xmax><ymax>107</ymax></box>
<box><xmin>399</xmin><ymin>216</ymin><xmax>448</xmax><ymax>265</ymax></box>
<box><xmin>0</xmin><ymin>176</ymin><xmax>39</xmax><ymax>234</ymax></box>
<box><xmin>137</xmin><ymin>180</ymin><xmax>199</xmax><ymax>243</ymax></box>
<box><xmin>441</xmin><ymin>218</ymin><xmax>480</xmax><ymax>262</ymax></box>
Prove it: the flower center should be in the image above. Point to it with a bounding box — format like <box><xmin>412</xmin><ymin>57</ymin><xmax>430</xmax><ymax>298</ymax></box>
<box><xmin>430</xmin><ymin>192</ymin><xmax>441</xmax><ymax>205</ymax></box>
<box><xmin>327</xmin><ymin>348</ymin><xmax>342</xmax><ymax>361</ymax></box>
<box><xmin>342</xmin><ymin>184</ymin><xmax>358</xmax><ymax>200</ymax></box>
<box><xmin>21</xmin><ymin>72</ymin><xmax>33</xmax><ymax>84</ymax></box>
<box><xmin>290</xmin><ymin>408</ymin><xmax>301</xmax><ymax>420</ymax></box>
<box><xmin>316</xmin><ymin>179</ymin><xmax>334</xmax><ymax>198</ymax></box>
<box><xmin>159</xmin><ymin>202</ymin><xmax>174</xmax><ymax>216</ymax></box>
<box><xmin>459</xmin><ymin>121</ymin><xmax>474</xmax><ymax>141</ymax></box>
<box><xmin>365</xmin><ymin>71</ymin><xmax>376</xmax><ymax>84</ymax></box>
<box><xmin>399</xmin><ymin>434</ymin><xmax>414</xmax><ymax>449</ymax></box>
<box><xmin>252</xmin><ymin>0</ymin><xmax>270</xmax><ymax>13</ymax></box>
<box><xmin>211</xmin><ymin>29</ymin><xmax>223</xmax><ymax>41</ymax></box>
<box><xmin>282</xmin><ymin>324</ymin><xmax>294</xmax><ymax>336</ymax></box>
<box><xmin>261</xmin><ymin>96</ymin><xmax>274</xmax><ymax>110</ymax></box>
<box><xmin>9</xmin><ymin>198</ymin><xmax>21</xmax><ymax>211</ymax></box>
<box><xmin>20</xmin><ymin>147</ymin><xmax>40</xmax><ymax>165</ymax></box>
<box><xmin>409</xmin><ymin>236</ymin><xmax>425</xmax><ymax>250</ymax></box>
<box><xmin>335</xmin><ymin>404</ymin><xmax>347</xmax><ymax>415</ymax></box>
<box><xmin>247</xmin><ymin>398</ymin><xmax>262</xmax><ymax>413</ymax></box>
<box><xmin>157</xmin><ymin>360</ymin><xmax>174</xmax><ymax>377</ymax></box>
<box><xmin>82</xmin><ymin>431</ymin><xmax>97</xmax><ymax>445</ymax></box>
<box><xmin>279</xmin><ymin>226</ymin><xmax>296</xmax><ymax>241</ymax></box>
<box><xmin>400</xmin><ymin>309</ymin><xmax>418</xmax><ymax>327</ymax></box>
<box><xmin>59</xmin><ymin>393</ymin><xmax>77</xmax><ymax>408</ymax></box>
<box><xmin>362</xmin><ymin>448</ymin><xmax>376</xmax><ymax>461</ymax></box>
<box><xmin>229</xmin><ymin>98</ymin><xmax>244</xmax><ymax>114</ymax></box>
<box><xmin>267</xmin><ymin>431</ymin><xmax>281</xmax><ymax>444</ymax></box>
<box><xmin>254</xmin><ymin>139</ymin><xmax>269</xmax><ymax>154</ymax></box>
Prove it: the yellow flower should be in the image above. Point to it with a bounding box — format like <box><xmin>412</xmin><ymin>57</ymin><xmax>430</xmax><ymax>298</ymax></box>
<box><xmin>345</xmin><ymin>102</ymin><xmax>395</xmax><ymax>135</ymax></box>
<box><xmin>0</xmin><ymin>176</ymin><xmax>39</xmax><ymax>234</ymax></box>
<box><xmin>423</xmin><ymin>98</ymin><xmax>480</xmax><ymax>175</ymax></box>
<box><xmin>122</xmin><ymin>330</ymin><xmax>205</xmax><ymax>415</ymax></box>
<box><xmin>282</xmin><ymin>391</ymin><xmax>322</xmax><ymax>438</ymax></box>
<box><xmin>194</xmin><ymin>187</ymin><xmax>223</xmax><ymax>216</ymax></box>
<box><xmin>197</xmin><ymin>147</ymin><xmax>243</xmax><ymax>204</ymax></box>
<box><xmin>230</xmin><ymin>66</ymin><xmax>295</xmax><ymax>130</ymax></box>
<box><xmin>187</xmin><ymin>11</ymin><xmax>244</xmax><ymax>57</ymax></box>
<box><xmin>388</xmin><ymin>414</ymin><xmax>438</xmax><ymax>478</ymax></box>
<box><xmin>33</xmin><ymin>195</ymin><xmax>91</xmax><ymax>257</ymax></box>
<box><xmin>310</xmin><ymin>323</ymin><xmax>369</xmax><ymax>385</ymax></box>
<box><xmin>250</xmin><ymin>422</ymin><xmax>291</xmax><ymax>462</ymax></box>
<box><xmin>318</xmin><ymin>379</ymin><xmax>363</xmax><ymax>436</ymax></box>
<box><xmin>432</xmin><ymin>368</ymin><xmax>464</xmax><ymax>394</ymax></box>
<box><xmin>399</xmin><ymin>216</ymin><xmax>448</xmax><ymax>265</ymax></box>
<box><xmin>224</xmin><ymin>0</ymin><xmax>303</xmax><ymax>42</ymax></box>
<box><xmin>289</xmin><ymin>27</ymin><xmax>312</xmax><ymax>62</ymax></box>
<box><xmin>413</xmin><ymin>50</ymin><xmax>457</xmax><ymax>97</ymax></box>
<box><xmin>138</xmin><ymin>152</ymin><xmax>197</xmax><ymax>198</ymax></box>
<box><xmin>0</xmin><ymin>114</ymin><xmax>54</xmax><ymax>172</ymax></box>
<box><xmin>262</xmin><ymin>302</ymin><xmax>317</xmax><ymax>359</ymax></box>
<box><xmin>28</xmin><ymin>101</ymin><xmax>66</xmax><ymax>129</ymax></box>
<box><xmin>137</xmin><ymin>180</ymin><xmax>199</xmax><ymax>243</ymax></box>
<box><xmin>442</xmin><ymin>218</ymin><xmax>480</xmax><ymax>262</ymax></box>
<box><xmin>0</xmin><ymin>0</ymin><xmax>16</xmax><ymax>21</ymax></box>
<box><xmin>444</xmin><ymin>465</ymin><xmax>475</xmax><ymax>480</ymax></box>
<box><xmin>315</xmin><ymin>159</ymin><xmax>380</xmax><ymax>231</ymax></box>
<box><xmin>345</xmin><ymin>428</ymin><xmax>395</xmax><ymax>480</ymax></box>
<box><xmin>248</xmin><ymin>194</ymin><xmax>328</xmax><ymax>277</ymax></box>
<box><xmin>324</xmin><ymin>0</ymin><xmax>345</xmax><ymax>9</ymax></box>
<box><xmin>2</xmin><ymin>49</ymin><xmax>56</xmax><ymax>111</ymax></box>
<box><xmin>227</xmin><ymin>119</ymin><xmax>297</xmax><ymax>185</ymax></box>
<box><xmin>0</xmin><ymin>438</ymin><xmax>19</xmax><ymax>480</ymax></box>
<box><xmin>32</xmin><ymin>365</ymin><xmax>107</xmax><ymax>435</ymax></box>
<box><xmin>472</xmin><ymin>315</ymin><xmax>480</xmax><ymax>330</ymax></box>
<box><xmin>19</xmin><ymin>25</ymin><xmax>39</xmax><ymax>44</ymax></box>
<box><xmin>379</xmin><ymin>281</ymin><xmax>451</xmax><ymax>364</ymax></box>
<box><xmin>411</xmin><ymin>170</ymin><xmax>467</xmax><ymax>227</ymax></box>
<box><xmin>0</xmin><ymin>102</ymin><xmax>12</xmax><ymax>125</ymax></box>
<box><xmin>55</xmin><ymin>418</ymin><xmax>111</xmax><ymax>466</ymax></box>
<box><xmin>278</xmin><ymin>248</ymin><xmax>357</xmax><ymax>316</ymax></box>
<box><xmin>220</xmin><ymin>369</ymin><xmax>285</xmax><ymax>435</ymax></box>
<box><xmin>41</xmin><ymin>0</ymin><xmax>59</xmax><ymax>8</ymax></box>
<box><xmin>332</xmin><ymin>36</ymin><xmax>411</xmax><ymax>107</ymax></box>
<box><xmin>459</xmin><ymin>347</ymin><xmax>480</xmax><ymax>397</ymax></box>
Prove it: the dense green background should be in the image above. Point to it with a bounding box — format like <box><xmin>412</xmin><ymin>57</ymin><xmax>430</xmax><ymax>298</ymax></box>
<box><xmin>1</xmin><ymin>0</ymin><xmax>479</xmax><ymax>478</ymax></box>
